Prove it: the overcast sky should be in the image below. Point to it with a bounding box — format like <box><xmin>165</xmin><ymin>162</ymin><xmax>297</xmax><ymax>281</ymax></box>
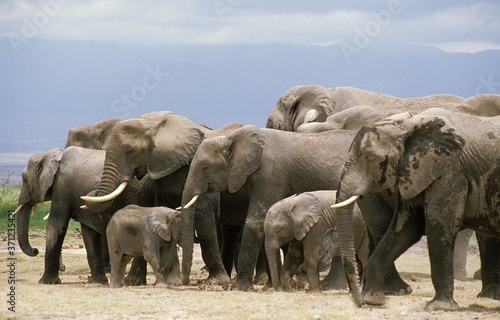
<box><xmin>2</xmin><ymin>0</ymin><xmax>500</xmax><ymax>52</ymax></box>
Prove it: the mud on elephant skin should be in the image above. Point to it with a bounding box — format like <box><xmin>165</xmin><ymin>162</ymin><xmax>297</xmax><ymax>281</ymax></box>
<box><xmin>264</xmin><ymin>191</ymin><xmax>369</xmax><ymax>293</ymax></box>
<box><xmin>15</xmin><ymin>146</ymin><xmax>155</xmax><ymax>285</ymax></box>
<box><xmin>107</xmin><ymin>205</ymin><xmax>182</xmax><ymax>288</ymax></box>
<box><xmin>333</xmin><ymin>108</ymin><xmax>500</xmax><ymax>311</ymax></box>
<box><xmin>82</xmin><ymin>111</ymin><xmax>244</xmax><ymax>289</ymax></box>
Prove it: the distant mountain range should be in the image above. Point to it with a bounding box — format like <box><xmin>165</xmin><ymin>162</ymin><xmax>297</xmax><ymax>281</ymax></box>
<box><xmin>1</xmin><ymin>40</ymin><xmax>499</xmax><ymax>175</ymax></box>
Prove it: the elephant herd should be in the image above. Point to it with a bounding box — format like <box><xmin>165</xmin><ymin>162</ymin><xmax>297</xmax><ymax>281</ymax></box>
<box><xmin>14</xmin><ymin>85</ymin><xmax>500</xmax><ymax>312</ymax></box>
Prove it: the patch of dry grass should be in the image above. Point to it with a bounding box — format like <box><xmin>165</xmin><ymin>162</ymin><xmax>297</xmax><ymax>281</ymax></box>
<box><xmin>1</xmin><ymin>230</ymin><xmax>499</xmax><ymax>320</ymax></box>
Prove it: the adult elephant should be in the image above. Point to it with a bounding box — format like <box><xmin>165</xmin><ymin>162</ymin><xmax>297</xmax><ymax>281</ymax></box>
<box><xmin>179</xmin><ymin>125</ymin><xmax>370</xmax><ymax>298</ymax></box>
<box><xmin>14</xmin><ymin>146</ymin><xmax>155</xmax><ymax>284</ymax></box>
<box><xmin>82</xmin><ymin>111</ymin><xmax>244</xmax><ymax>288</ymax></box>
<box><xmin>65</xmin><ymin>117</ymin><xmax>121</xmax><ymax>149</ymax></box>
<box><xmin>332</xmin><ymin>109</ymin><xmax>500</xmax><ymax>311</ymax></box>
<box><xmin>266</xmin><ymin>85</ymin><xmax>466</xmax><ymax>131</ymax></box>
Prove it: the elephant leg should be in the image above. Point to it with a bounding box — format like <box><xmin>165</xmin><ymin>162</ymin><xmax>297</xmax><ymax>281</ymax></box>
<box><xmin>357</xmin><ymin>195</ymin><xmax>412</xmax><ymax>295</ymax></box>
<box><xmin>101</xmin><ymin>233</ymin><xmax>111</xmax><ymax>274</ymax></box>
<box><xmin>124</xmin><ymin>256</ymin><xmax>148</xmax><ymax>286</ymax></box>
<box><xmin>282</xmin><ymin>241</ymin><xmax>303</xmax><ymax>291</ymax></box>
<box><xmin>144</xmin><ymin>248</ymin><xmax>168</xmax><ymax>287</ymax></box>
<box><xmin>320</xmin><ymin>256</ymin><xmax>347</xmax><ymax>290</ymax></box>
<box><xmin>39</xmin><ymin>207</ymin><xmax>70</xmax><ymax>284</ymax></box>
<box><xmin>80</xmin><ymin>224</ymin><xmax>108</xmax><ymax>284</ymax></box>
<box><xmin>193</xmin><ymin>194</ymin><xmax>230</xmax><ymax>288</ymax></box>
<box><xmin>109</xmin><ymin>252</ymin><xmax>132</xmax><ymax>289</ymax></box>
<box><xmin>476</xmin><ymin>234</ymin><xmax>500</xmax><ymax>300</ymax></box>
<box><xmin>219</xmin><ymin>224</ymin><xmax>241</xmax><ymax>277</ymax></box>
<box><xmin>453</xmin><ymin>229</ymin><xmax>473</xmax><ymax>280</ymax></box>
<box><xmin>302</xmin><ymin>243</ymin><xmax>321</xmax><ymax>293</ymax></box>
<box><xmin>362</xmin><ymin>203</ymin><xmax>425</xmax><ymax>306</ymax></box>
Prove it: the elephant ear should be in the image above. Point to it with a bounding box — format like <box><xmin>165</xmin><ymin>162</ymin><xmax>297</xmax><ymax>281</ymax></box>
<box><xmin>226</xmin><ymin>125</ymin><xmax>266</xmax><ymax>193</ymax></box>
<box><xmin>290</xmin><ymin>193</ymin><xmax>323</xmax><ymax>241</ymax></box>
<box><xmin>147</xmin><ymin>114</ymin><xmax>206</xmax><ymax>180</ymax></box>
<box><xmin>33</xmin><ymin>148</ymin><xmax>63</xmax><ymax>203</ymax></box>
<box><xmin>146</xmin><ymin>209</ymin><xmax>172</xmax><ymax>242</ymax></box>
<box><xmin>398</xmin><ymin>115</ymin><xmax>465</xmax><ymax>200</ymax></box>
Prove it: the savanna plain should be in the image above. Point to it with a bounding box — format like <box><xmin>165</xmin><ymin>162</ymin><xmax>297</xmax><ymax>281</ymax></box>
<box><xmin>1</xmin><ymin>228</ymin><xmax>499</xmax><ymax>320</ymax></box>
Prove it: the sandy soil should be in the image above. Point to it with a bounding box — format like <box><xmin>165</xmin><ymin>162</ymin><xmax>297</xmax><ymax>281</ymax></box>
<box><xmin>1</xmin><ymin>230</ymin><xmax>499</xmax><ymax>320</ymax></box>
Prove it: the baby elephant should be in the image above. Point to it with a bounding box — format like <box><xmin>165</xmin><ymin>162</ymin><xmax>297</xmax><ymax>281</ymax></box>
<box><xmin>106</xmin><ymin>205</ymin><xmax>182</xmax><ymax>288</ymax></box>
<box><xmin>264</xmin><ymin>190</ymin><xmax>368</xmax><ymax>292</ymax></box>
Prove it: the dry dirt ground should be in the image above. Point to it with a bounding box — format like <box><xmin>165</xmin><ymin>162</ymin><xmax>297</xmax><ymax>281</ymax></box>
<box><xmin>1</xmin><ymin>230</ymin><xmax>499</xmax><ymax>320</ymax></box>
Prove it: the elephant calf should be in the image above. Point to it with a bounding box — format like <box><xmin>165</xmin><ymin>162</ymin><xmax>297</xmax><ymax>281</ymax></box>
<box><xmin>264</xmin><ymin>191</ymin><xmax>369</xmax><ymax>292</ymax></box>
<box><xmin>106</xmin><ymin>205</ymin><xmax>182</xmax><ymax>288</ymax></box>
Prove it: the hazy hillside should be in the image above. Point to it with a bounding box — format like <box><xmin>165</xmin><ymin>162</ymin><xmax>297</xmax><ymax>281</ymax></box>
<box><xmin>1</xmin><ymin>40</ymin><xmax>499</xmax><ymax>158</ymax></box>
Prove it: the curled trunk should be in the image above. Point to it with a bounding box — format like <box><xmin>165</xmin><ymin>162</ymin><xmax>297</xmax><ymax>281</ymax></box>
<box><xmin>16</xmin><ymin>202</ymin><xmax>39</xmax><ymax>256</ymax></box>
<box><xmin>336</xmin><ymin>189</ymin><xmax>363</xmax><ymax>307</ymax></box>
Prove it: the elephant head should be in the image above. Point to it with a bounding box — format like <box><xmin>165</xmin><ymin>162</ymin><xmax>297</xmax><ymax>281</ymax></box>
<box><xmin>65</xmin><ymin>117</ymin><xmax>121</xmax><ymax>150</ymax></box>
<box><xmin>180</xmin><ymin>125</ymin><xmax>265</xmax><ymax>283</ymax></box>
<box><xmin>264</xmin><ymin>192</ymin><xmax>323</xmax><ymax>290</ymax></box>
<box><xmin>147</xmin><ymin>207</ymin><xmax>182</xmax><ymax>244</ymax></box>
<box><xmin>332</xmin><ymin>111</ymin><xmax>466</xmax><ymax>306</ymax></box>
<box><xmin>82</xmin><ymin>111</ymin><xmax>207</xmax><ymax>211</ymax></box>
<box><xmin>266</xmin><ymin>85</ymin><xmax>336</xmax><ymax>131</ymax></box>
<box><xmin>14</xmin><ymin>148</ymin><xmax>63</xmax><ymax>257</ymax></box>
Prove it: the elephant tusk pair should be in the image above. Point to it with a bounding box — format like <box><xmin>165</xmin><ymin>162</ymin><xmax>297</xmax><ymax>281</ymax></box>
<box><xmin>176</xmin><ymin>194</ymin><xmax>200</xmax><ymax>210</ymax></box>
<box><xmin>80</xmin><ymin>181</ymin><xmax>128</xmax><ymax>203</ymax></box>
<box><xmin>331</xmin><ymin>195</ymin><xmax>360</xmax><ymax>208</ymax></box>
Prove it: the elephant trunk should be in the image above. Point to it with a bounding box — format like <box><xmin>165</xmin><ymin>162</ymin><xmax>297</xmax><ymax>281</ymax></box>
<box><xmin>82</xmin><ymin>151</ymin><xmax>127</xmax><ymax>212</ymax></box>
<box><xmin>265</xmin><ymin>244</ymin><xmax>281</xmax><ymax>290</ymax></box>
<box><xmin>335</xmin><ymin>187</ymin><xmax>363</xmax><ymax>307</ymax></box>
<box><xmin>16</xmin><ymin>202</ymin><xmax>39</xmax><ymax>257</ymax></box>
<box><xmin>180</xmin><ymin>180</ymin><xmax>201</xmax><ymax>285</ymax></box>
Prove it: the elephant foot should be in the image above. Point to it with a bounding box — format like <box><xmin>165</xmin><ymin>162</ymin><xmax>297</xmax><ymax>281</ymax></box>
<box><xmin>424</xmin><ymin>297</ymin><xmax>459</xmax><ymax>311</ymax></box>
<box><xmin>166</xmin><ymin>275</ymin><xmax>182</xmax><ymax>287</ymax></box>
<box><xmin>206</xmin><ymin>272</ymin><xmax>231</xmax><ymax>290</ymax></box>
<box><xmin>362</xmin><ymin>289</ymin><xmax>386</xmax><ymax>306</ymax></box>
<box><xmin>254</xmin><ymin>272</ymin><xmax>269</xmax><ymax>285</ymax></box>
<box><xmin>384</xmin><ymin>277</ymin><xmax>413</xmax><ymax>296</ymax></box>
<box><xmin>123</xmin><ymin>274</ymin><xmax>147</xmax><ymax>286</ymax></box>
<box><xmin>88</xmin><ymin>274</ymin><xmax>109</xmax><ymax>285</ymax></box>
<box><xmin>477</xmin><ymin>284</ymin><xmax>500</xmax><ymax>300</ymax></box>
<box><xmin>231</xmin><ymin>278</ymin><xmax>255</xmax><ymax>292</ymax></box>
<box><xmin>39</xmin><ymin>274</ymin><xmax>62</xmax><ymax>284</ymax></box>
<box><xmin>182</xmin><ymin>274</ymin><xmax>191</xmax><ymax>286</ymax></box>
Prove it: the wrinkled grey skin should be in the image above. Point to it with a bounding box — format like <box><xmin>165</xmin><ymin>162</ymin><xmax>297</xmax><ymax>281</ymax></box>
<box><xmin>264</xmin><ymin>191</ymin><xmax>368</xmax><ymax>293</ymax></box>
<box><xmin>16</xmin><ymin>147</ymin><xmax>155</xmax><ymax>284</ymax></box>
<box><xmin>454</xmin><ymin>94</ymin><xmax>500</xmax><ymax>117</ymax></box>
<box><xmin>83</xmin><ymin>111</ymin><xmax>244</xmax><ymax>288</ymax></box>
<box><xmin>65</xmin><ymin>117</ymin><xmax>121</xmax><ymax>150</ymax></box>
<box><xmin>266</xmin><ymin>85</ymin><xmax>467</xmax><ymax>131</ymax></box>
<box><xmin>297</xmin><ymin>106</ymin><xmax>388</xmax><ymax>133</ymax></box>
<box><xmin>181</xmin><ymin>125</ymin><xmax>368</xmax><ymax>297</ymax></box>
<box><xmin>335</xmin><ymin>108</ymin><xmax>500</xmax><ymax>311</ymax></box>
<box><xmin>107</xmin><ymin>205</ymin><xmax>182</xmax><ymax>288</ymax></box>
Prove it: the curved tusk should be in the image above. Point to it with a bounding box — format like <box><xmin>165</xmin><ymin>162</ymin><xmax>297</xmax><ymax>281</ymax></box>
<box><xmin>43</xmin><ymin>213</ymin><xmax>50</xmax><ymax>220</ymax></box>
<box><xmin>81</xmin><ymin>181</ymin><xmax>128</xmax><ymax>203</ymax></box>
<box><xmin>180</xmin><ymin>194</ymin><xmax>200</xmax><ymax>210</ymax></box>
<box><xmin>12</xmin><ymin>203</ymin><xmax>25</xmax><ymax>215</ymax></box>
<box><xmin>330</xmin><ymin>195</ymin><xmax>360</xmax><ymax>208</ymax></box>
<box><xmin>80</xmin><ymin>205</ymin><xmax>89</xmax><ymax>209</ymax></box>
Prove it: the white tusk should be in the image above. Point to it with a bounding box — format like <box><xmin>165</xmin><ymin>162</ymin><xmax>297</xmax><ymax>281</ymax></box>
<box><xmin>180</xmin><ymin>194</ymin><xmax>200</xmax><ymax>210</ymax></box>
<box><xmin>12</xmin><ymin>203</ymin><xmax>25</xmax><ymax>215</ymax></box>
<box><xmin>80</xmin><ymin>181</ymin><xmax>128</xmax><ymax>203</ymax></box>
<box><xmin>80</xmin><ymin>205</ymin><xmax>89</xmax><ymax>209</ymax></box>
<box><xmin>43</xmin><ymin>213</ymin><xmax>50</xmax><ymax>220</ymax></box>
<box><xmin>330</xmin><ymin>195</ymin><xmax>360</xmax><ymax>208</ymax></box>
<box><xmin>304</xmin><ymin>109</ymin><xmax>319</xmax><ymax>124</ymax></box>
<box><xmin>31</xmin><ymin>203</ymin><xmax>38</xmax><ymax>217</ymax></box>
